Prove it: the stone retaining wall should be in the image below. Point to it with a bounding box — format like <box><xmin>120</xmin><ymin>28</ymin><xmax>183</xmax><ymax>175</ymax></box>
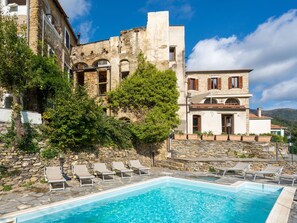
<box><xmin>0</xmin><ymin>141</ymin><xmax>168</xmax><ymax>189</ymax></box>
<box><xmin>170</xmin><ymin>140</ymin><xmax>288</xmax><ymax>160</ymax></box>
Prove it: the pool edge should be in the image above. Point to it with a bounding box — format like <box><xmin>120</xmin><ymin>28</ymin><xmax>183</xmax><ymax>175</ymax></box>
<box><xmin>266</xmin><ymin>186</ymin><xmax>296</xmax><ymax>223</ymax></box>
<box><xmin>0</xmin><ymin>176</ymin><xmax>289</xmax><ymax>222</ymax></box>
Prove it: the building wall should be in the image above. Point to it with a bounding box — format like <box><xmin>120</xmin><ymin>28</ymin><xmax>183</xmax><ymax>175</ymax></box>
<box><xmin>188</xmin><ymin>110</ymin><xmax>247</xmax><ymax>134</ymax></box>
<box><xmin>249</xmin><ymin>119</ymin><xmax>271</xmax><ymax>134</ymax></box>
<box><xmin>71</xmin><ymin>11</ymin><xmax>186</xmax><ymax>123</ymax></box>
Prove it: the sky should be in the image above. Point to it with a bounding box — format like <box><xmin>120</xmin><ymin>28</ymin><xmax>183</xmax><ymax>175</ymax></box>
<box><xmin>59</xmin><ymin>0</ymin><xmax>297</xmax><ymax>110</ymax></box>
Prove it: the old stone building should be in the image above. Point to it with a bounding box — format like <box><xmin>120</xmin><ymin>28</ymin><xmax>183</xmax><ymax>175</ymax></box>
<box><xmin>71</xmin><ymin>11</ymin><xmax>187</xmax><ymax>126</ymax></box>
<box><xmin>1</xmin><ymin>0</ymin><xmax>77</xmax><ymax>110</ymax></box>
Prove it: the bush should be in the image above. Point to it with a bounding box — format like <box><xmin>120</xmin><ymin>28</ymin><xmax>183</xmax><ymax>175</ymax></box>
<box><xmin>41</xmin><ymin>147</ymin><xmax>59</xmax><ymax>159</ymax></box>
<box><xmin>44</xmin><ymin>87</ymin><xmax>102</xmax><ymax>152</ymax></box>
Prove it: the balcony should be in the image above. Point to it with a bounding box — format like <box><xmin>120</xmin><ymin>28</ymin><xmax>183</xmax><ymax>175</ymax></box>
<box><xmin>190</xmin><ymin>103</ymin><xmax>246</xmax><ymax>110</ymax></box>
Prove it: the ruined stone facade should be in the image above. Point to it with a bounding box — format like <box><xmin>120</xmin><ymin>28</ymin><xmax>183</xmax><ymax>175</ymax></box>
<box><xmin>71</xmin><ymin>11</ymin><xmax>186</xmax><ymax>124</ymax></box>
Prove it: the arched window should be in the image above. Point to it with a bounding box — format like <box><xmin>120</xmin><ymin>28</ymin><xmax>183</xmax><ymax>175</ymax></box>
<box><xmin>120</xmin><ymin>59</ymin><xmax>130</xmax><ymax>79</ymax></box>
<box><xmin>73</xmin><ymin>62</ymin><xmax>88</xmax><ymax>70</ymax></box>
<box><xmin>93</xmin><ymin>59</ymin><xmax>110</xmax><ymax>68</ymax></box>
<box><xmin>225</xmin><ymin>98</ymin><xmax>240</xmax><ymax>105</ymax></box>
<box><xmin>204</xmin><ymin>98</ymin><xmax>218</xmax><ymax>104</ymax></box>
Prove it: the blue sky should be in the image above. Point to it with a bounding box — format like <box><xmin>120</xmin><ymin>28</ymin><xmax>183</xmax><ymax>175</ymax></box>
<box><xmin>60</xmin><ymin>0</ymin><xmax>297</xmax><ymax>110</ymax></box>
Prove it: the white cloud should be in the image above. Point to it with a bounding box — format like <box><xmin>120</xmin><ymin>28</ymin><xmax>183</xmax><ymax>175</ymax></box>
<box><xmin>77</xmin><ymin>21</ymin><xmax>96</xmax><ymax>44</ymax></box>
<box><xmin>187</xmin><ymin>10</ymin><xmax>297</xmax><ymax>108</ymax></box>
<box><xmin>59</xmin><ymin>0</ymin><xmax>91</xmax><ymax>19</ymax></box>
<box><xmin>140</xmin><ymin>0</ymin><xmax>195</xmax><ymax>20</ymax></box>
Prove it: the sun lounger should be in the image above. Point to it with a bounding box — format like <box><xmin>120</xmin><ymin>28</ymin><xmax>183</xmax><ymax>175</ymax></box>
<box><xmin>278</xmin><ymin>173</ymin><xmax>297</xmax><ymax>186</ymax></box>
<box><xmin>128</xmin><ymin>160</ymin><xmax>150</xmax><ymax>175</ymax></box>
<box><xmin>216</xmin><ymin>162</ymin><xmax>250</xmax><ymax>177</ymax></box>
<box><xmin>44</xmin><ymin>166</ymin><xmax>66</xmax><ymax>191</ymax></box>
<box><xmin>72</xmin><ymin>165</ymin><xmax>95</xmax><ymax>186</ymax></box>
<box><xmin>245</xmin><ymin>165</ymin><xmax>283</xmax><ymax>181</ymax></box>
<box><xmin>112</xmin><ymin>161</ymin><xmax>133</xmax><ymax>178</ymax></box>
<box><xmin>93</xmin><ymin>163</ymin><xmax>116</xmax><ymax>181</ymax></box>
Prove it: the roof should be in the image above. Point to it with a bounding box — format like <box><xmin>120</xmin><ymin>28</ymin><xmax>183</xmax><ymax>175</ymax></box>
<box><xmin>271</xmin><ymin>124</ymin><xmax>287</xmax><ymax>129</ymax></box>
<box><xmin>186</xmin><ymin>69</ymin><xmax>253</xmax><ymax>74</ymax></box>
<box><xmin>53</xmin><ymin>0</ymin><xmax>77</xmax><ymax>42</ymax></box>
<box><xmin>249</xmin><ymin>113</ymin><xmax>272</xmax><ymax>120</ymax></box>
<box><xmin>190</xmin><ymin>103</ymin><xmax>246</xmax><ymax>110</ymax></box>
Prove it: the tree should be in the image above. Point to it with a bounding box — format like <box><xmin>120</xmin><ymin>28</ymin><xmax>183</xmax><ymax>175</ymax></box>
<box><xmin>0</xmin><ymin>12</ymin><xmax>34</xmax><ymax>141</ymax></box>
<box><xmin>44</xmin><ymin>87</ymin><xmax>102</xmax><ymax>152</ymax></box>
<box><xmin>108</xmin><ymin>53</ymin><xmax>179</xmax><ymax>144</ymax></box>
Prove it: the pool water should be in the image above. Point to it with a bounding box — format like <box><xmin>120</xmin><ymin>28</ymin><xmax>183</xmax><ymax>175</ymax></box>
<box><xmin>12</xmin><ymin>178</ymin><xmax>283</xmax><ymax>223</ymax></box>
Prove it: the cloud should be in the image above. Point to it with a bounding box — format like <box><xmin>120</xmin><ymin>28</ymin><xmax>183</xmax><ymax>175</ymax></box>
<box><xmin>77</xmin><ymin>21</ymin><xmax>96</xmax><ymax>44</ymax></box>
<box><xmin>59</xmin><ymin>0</ymin><xmax>91</xmax><ymax>19</ymax></box>
<box><xmin>140</xmin><ymin>0</ymin><xmax>195</xmax><ymax>20</ymax></box>
<box><xmin>187</xmin><ymin>10</ymin><xmax>297</xmax><ymax>109</ymax></box>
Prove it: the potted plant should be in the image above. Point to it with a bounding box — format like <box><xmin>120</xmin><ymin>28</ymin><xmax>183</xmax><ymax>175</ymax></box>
<box><xmin>202</xmin><ymin>131</ymin><xmax>215</xmax><ymax>141</ymax></box>
<box><xmin>174</xmin><ymin>131</ymin><xmax>187</xmax><ymax>140</ymax></box>
<box><xmin>256</xmin><ymin>134</ymin><xmax>272</xmax><ymax>142</ymax></box>
<box><xmin>215</xmin><ymin>133</ymin><xmax>228</xmax><ymax>141</ymax></box>
<box><xmin>229</xmin><ymin>134</ymin><xmax>242</xmax><ymax>141</ymax></box>
<box><xmin>187</xmin><ymin>131</ymin><xmax>201</xmax><ymax>140</ymax></box>
<box><xmin>242</xmin><ymin>134</ymin><xmax>255</xmax><ymax>142</ymax></box>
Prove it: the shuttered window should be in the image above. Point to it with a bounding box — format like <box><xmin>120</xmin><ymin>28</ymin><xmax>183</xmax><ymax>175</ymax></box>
<box><xmin>188</xmin><ymin>78</ymin><xmax>199</xmax><ymax>91</ymax></box>
<box><xmin>228</xmin><ymin>76</ymin><xmax>243</xmax><ymax>89</ymax></box>
<box><xmin>208</xmin><ymin>78</ymin><xmax>221</xmax><ymax>90</ymax></box>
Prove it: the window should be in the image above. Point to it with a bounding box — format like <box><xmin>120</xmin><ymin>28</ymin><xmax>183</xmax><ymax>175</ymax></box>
<box><xmin>225</xmin><ymin>98</ymin><xmax>240</xmax><ymax>105</ymax></box>
<box><xmin>204</xmin><ymin>98</ymin><xmax>218</xmax><ymax>104</ymax></box>
<box><xmin>169</xmin><ymin>46</ymin><xmax>176</xmax><ymax>61</ymax></box>
<box><xmin>228</xmin><ymin>76</ymin><xmax>243</xmax><ymax>89</ymax></box>
<box><xmin>193</xmin><ymin>115</ymin><xmax>201</xmax><ymax>133</ymax></box>
<box><xmin>7</xmin><ymin>0</ymin><xmax>26</xmax><ymax>5</ymax></box>
<box><xmin>208</xmin><ymin>77</ymin><xmax>221</xmax><ymax>90</ymax></box>
<box><xmin>65</xmin><ymin>29</ymin><xmax>70</xmax><ymax>49</ymax></box>
<box><xmin>98</xmin><ymin>71</ymin><xmax>107</xmax><ymax>95</ymax></box>
<box><xmin>121</xmin><ymin>71</ymin><xmax>129</xmax><ymax>79</ymax></box>
<box><xmin>47</xmin><ymin>44</ymin><xmax>55</xmax><ymax>57</ymax></box>
<box><xmin>77</xmin><ymin>72</ymin><xmax>84</xmax><ymax>86</ymax></box>
<box><xmin>93</xmin><ymin>59</ymin><xmax>110</xmax><ymax>68</ymax></box>
<box><xmin>188</xmin><ymin>78</ymin><xmax>199</xmax><ymax>90</ymax></box>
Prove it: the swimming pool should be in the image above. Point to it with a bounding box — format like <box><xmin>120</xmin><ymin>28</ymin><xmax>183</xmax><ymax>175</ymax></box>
<box><xmin>0</xmin><ymin>177</ymin><xmax>284</xmax><ymax>223</ymax></box>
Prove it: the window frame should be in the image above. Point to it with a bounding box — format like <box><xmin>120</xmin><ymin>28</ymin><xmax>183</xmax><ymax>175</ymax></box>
<box><xmin>65</xmin><ymin>28</ymin><xmax>70</xmax><ymax>50</ymax></box>
<box><xmin>169</xmin><ymin>46</ymin><xmax>176</xmax><ymax>61</ymax></box>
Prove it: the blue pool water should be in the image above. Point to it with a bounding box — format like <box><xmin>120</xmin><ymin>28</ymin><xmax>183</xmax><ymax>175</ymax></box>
<box><xmin>9</xmin><ymin>178</ymin><xmax>282</xmax><ymax>223</ymax></box>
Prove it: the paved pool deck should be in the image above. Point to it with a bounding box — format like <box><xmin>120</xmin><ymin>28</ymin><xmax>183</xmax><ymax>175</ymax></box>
<box><xmin>0</xmin><ymin>167</ymin><xmax>296</xmax><ymax>222</ymax></box>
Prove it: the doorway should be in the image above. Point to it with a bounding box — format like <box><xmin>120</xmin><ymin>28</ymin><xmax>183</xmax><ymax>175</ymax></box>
<box><xmin>222</xmin><ymin>114</ymin><xmax>233</xmax><ymax>134</ymax></box>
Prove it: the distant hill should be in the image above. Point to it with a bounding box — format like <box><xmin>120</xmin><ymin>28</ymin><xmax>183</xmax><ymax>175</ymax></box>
<box><xmin>251</xmin><ymin>108</ymin><xmax>297</xmax><ymax>128</ymax></box>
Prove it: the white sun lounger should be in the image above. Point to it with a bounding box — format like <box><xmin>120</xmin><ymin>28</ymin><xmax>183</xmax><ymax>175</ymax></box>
<box><xmin>93</xmin><ymin>163</ymin><xmax>116</xmax><ymax>181</ymax></box>
<box><xmin>128</xmin><ymin>160</ymin><xmax>150</xmax><ymax>175</ymax></box>
<box><xmin>112</xmin><ymin>161</ymin><xmax>133</xmax><ymax>178</ymax></box>
<box><xmin>216</xmin><ymin>162</ymin><xmax>250</xmax><ymax>177</ymax></box>
<box><xmin>72</xmin><ymin>165</ymin><xmax>95</xmax><ymax>186</ymax></box>
<box><xmin>44</xmin><ymin>166</ymin><xmax>66</xmax><ymax>191</ymax></box>
<box><xmin>245</xmin><ymin>165</ymin><xmax>283</xmax><ymax>181</ymax></box>
<box><xmin>278</xmin><ymin>173</ymin><xmax>297</xmax><ymax>186</ymax></box>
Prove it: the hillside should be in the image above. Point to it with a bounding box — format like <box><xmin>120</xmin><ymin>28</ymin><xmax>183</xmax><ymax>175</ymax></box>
<box><xmin>251</xmin><ymin>108</ymin><xmax>297</xmax><ymax>128</ymax></box>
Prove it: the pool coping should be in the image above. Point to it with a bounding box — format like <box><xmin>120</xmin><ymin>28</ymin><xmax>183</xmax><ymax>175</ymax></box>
<box><xmin>0</xmin><ymin>176</ymin><xmax>294</xmax><ymax>223</ymax></box>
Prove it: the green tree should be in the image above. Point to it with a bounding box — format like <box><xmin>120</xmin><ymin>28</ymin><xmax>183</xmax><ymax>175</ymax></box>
<box><xmin>0</xmin><ymin>12</ymin><xmax>34</xmax><ymax>141</ymax></box>
<box><xmin>44</xmin><ymin>87</ymin><xmax>102</xmax><ymax>152</ymax></box>
<box><xmin>109</xmin><ymin>53</ymin><xmax>179</xmax><ymax>144</ymax></box>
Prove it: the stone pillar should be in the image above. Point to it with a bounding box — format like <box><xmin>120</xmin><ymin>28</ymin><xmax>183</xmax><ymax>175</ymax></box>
<box><xmin>29</xmin><ymin>0</ymin><xmax>42</xmax><ymax>54</ymax></box>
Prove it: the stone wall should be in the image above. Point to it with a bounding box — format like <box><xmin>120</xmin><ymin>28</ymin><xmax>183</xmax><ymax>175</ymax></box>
<box><xmin>0</xmin><ymin>141</ymin><xmax>168</xmax><ymax>188</ymax></box>
<box><xmin>154</xmin><ymin>139</ymin><xmax>295</xmax><ymax>174</ymax></box>
<box><xmin>170</xmin><ymin>140</ymin><xmax>287</xmax><ymax>160</ymax></box>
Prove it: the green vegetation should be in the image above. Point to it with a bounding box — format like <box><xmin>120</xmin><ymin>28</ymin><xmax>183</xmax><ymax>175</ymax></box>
<box><xmin>2</xmin><ymin>185</ymin><xmax>12</xmax><ymax>191</ymax></box>
<box><xmin>109</xmin><ymin>53</ymin><xmax>179</xmax><ymax>145</ymax></box>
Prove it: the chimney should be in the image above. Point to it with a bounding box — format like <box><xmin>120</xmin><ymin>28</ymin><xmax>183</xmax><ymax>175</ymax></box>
<box><xmin>257</xmin><ymin>107</ymin><xmax>262</xmax><ymax>117</ymax></box>
<box><xmin>77</xmin><ymin>32</ymin><xmax>81</xmax><ymax>45</ymax></box>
